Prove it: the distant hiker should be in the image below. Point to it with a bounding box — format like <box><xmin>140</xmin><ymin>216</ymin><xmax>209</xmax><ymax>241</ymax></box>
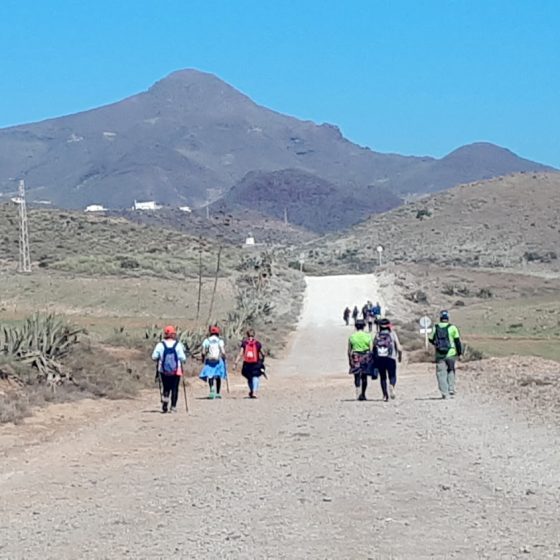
<box><xmin>352</xmin><ymin>306</ymin><xmax>359</xmax><ymax>324</ymax></box>
<box><xmin>200</xmin><ymin>325</ymin><xmax>227</xmax><ymax>399</ymax></box>
<box><xmin>373</xmin><ymin>318</ymin><xmax>402</xmax><ymax>402</ymax></box>
<box><xmin>363</xmin><ymin>300</ymin><xmax>375</xmax><ymax>332</ymax></box>
<box><xmin>372</xmin><ymin>301</ymin><xmax>382</xmax><ymax>328</ymax></box>
<box><xmin>348</xmin><ymin>319</ymin><xmax>373</xmax><ymax>401</ymax></box>
<box><xmin>343</xmin><ymin>307</ymin><xmax>351</xmax><ymax>326</ymax></box>
<box><xmin>152</xmin><ymin>325</ymin><xmax>187</xmax><ymax>413</ymax></box>
<box><xmin>429</xmin><ymin>310</ymin><xmax>462</xmax><ymax>399</ymax></box>
<box><xmin>234</xmin><ymin>328</ymin><xmax>265</xmax><ymax>398</ymax></box>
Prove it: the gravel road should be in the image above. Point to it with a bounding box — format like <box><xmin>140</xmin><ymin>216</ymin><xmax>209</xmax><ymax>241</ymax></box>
<box><xmin>1</xmin><ymin>275</ymin><xmax>559</xmax><ymax>559</ymax></box>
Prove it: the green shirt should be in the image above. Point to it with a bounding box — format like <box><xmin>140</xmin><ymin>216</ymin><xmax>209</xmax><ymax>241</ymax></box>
<box><xmin>429</xmin><ymin>322</ymin><xmax>461</xmax><ymax>358</ymax></box>
<box><xmin>349</xmin><ymin>331</ymin><xmax>373</xmax><ymax>353</ymax></box>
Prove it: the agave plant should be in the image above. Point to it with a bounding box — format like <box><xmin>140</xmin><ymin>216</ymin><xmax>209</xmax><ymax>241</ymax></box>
<box><xmin>0</xmin><ymin>313</ymin><xmax>84</xmax><ymax>385</ymax></box>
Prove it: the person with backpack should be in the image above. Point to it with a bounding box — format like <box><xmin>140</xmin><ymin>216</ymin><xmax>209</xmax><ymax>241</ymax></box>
<box><xmin>200</xmin><ymin>325</ymin><xmax>227</xmax><ymax>399</ymax></box>
<box><xmin>361</xmin><ymin>300</ymin><xmax>375</xmax><ymax>332</ymax></box>
<box><xmin>348</xmin><ymin>319</ymin><xmax>373</xmax><ymax>401</ymax></box>
<box><xmin>343</xmin><ymin>307</ymin><xmax>351</xmax><ymax>326</ymax></box>
<box><xmin>372</xmin><ymin>301</ymin><xmax>382</xmax><ymax>332</ymax></box>
<box><xmin>151</xmin><ymin>325</ymin><xmax>188</xmax><ymax>413</ymax></box>
<box><xmin>429</xmin><ymin>310</ymin><xmax>463</xmax><ymax>399</ymax></box>
<box><xmin>372</xmin><ymin>318</ymin><xmax>402</xmax><ymax>402</ymax></box>
<box><xmin>234</xmin><ymin>328</ymin><xmax>265</xmax><ymax>398</ymax></box>
<box><xmin>352</xmin><ymin>306</ymin><xmax>359</xmax><ymax>325</ymax></box>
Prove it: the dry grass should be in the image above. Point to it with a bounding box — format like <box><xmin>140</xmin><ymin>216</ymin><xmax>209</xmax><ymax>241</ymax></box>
<box><xmin>0</xmin><ymin>203</ymin><xmax>244</xmax><ymax>278</ymax></box>
<box><xmin>382</xmin><ymin>264</ymin><xmax>560</xmax><ymax>363</ymax></box>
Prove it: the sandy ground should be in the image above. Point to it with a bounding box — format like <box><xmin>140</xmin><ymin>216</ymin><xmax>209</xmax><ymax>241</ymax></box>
<box><xmin>1</xmin><ymin>274</ymin><xmax>560</xmax><ymax>559</ymax></box>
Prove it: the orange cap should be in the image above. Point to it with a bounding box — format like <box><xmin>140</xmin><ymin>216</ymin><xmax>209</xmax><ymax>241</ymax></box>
<box><xmin>163</xmin><ymin>325</ymin><xmax>177</xmax><ymax>337</ymax></box>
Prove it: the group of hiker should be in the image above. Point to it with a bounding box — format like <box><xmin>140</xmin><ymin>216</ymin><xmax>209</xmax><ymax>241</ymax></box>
<box><xmin>347</xmin><ymin>308</ymin><xmax>462</xmax><ymax>401</ymax></box>
<box><xmin>151</xmin><ymin>325</ymin><xmax>266</xmax><ymax>413</ymax></box>
<box><xmin>151</xmin><ymin>306</ymin><xmax>462</xmax><ymax>413</ymax></box>
<box><xmin>343</xmin><ymin>301</ymin><xmax>382</xmax><ymax>332</ymax></box>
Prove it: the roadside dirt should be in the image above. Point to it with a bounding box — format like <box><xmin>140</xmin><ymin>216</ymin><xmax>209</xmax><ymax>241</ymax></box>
<box><xmin>1</xmin><ymin>275</ymin><xmax>559</xmax><ymax>559</ymax></box>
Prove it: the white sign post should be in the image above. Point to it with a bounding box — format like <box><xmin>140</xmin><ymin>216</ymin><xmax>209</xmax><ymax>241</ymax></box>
<box><xmin>298</xmin><ymin>252</ymin><xmax>305</xmax><ymax>273</ymax></box>
<box><xmin>376</xmin><ymin>245</ymin><xmax>384</xmax><ymax>267</ymax></box>
<box><xmin>419</xmin><ymin>316</ymin><xmax>432</xmax><ymax>350</ymax></box>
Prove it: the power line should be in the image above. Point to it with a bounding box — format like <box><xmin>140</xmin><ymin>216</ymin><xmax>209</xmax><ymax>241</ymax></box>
<box><xmin>17</xmin><ymin>179</ymin><xmax>31</xmax><ymax>273</ymax></box>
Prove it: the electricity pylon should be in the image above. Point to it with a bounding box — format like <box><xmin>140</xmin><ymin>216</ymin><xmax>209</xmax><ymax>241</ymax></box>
<box><xmin>17</xmin><ymin>179</ymin><xmax>31</xmax><ymax>273</ymax></box>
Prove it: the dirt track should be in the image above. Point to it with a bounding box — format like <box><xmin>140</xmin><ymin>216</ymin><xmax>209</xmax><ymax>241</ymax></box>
<box><xmin>1</xmin><ymin>275</ymin><xmax>560</xmax><ymax>559</ymax></box>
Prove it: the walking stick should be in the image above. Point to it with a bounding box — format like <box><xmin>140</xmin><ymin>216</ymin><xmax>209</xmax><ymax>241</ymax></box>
<box><xmin>182</xmin><ymin>376</ymin><xmax>189</xmax><ymax>414</ymax></box>
<box><xmin>155</xmin><ymin>365</ymin><xmax>162</xmax><ymax>403</ymax></box>
<box><xmin>224</xmin><ymin>357</ymin><xmax>230</xmax><ymax>394</ymax></box>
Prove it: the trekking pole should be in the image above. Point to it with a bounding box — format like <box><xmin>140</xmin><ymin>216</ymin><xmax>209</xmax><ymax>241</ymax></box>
<box><xmin>182</xmin><ymin>376</ymin><xmax>189</xmax><ymax>414</ymax></box>
<box><xmin>155</xmin><ymin>365</ymin><xmax>162</xmax><ymax>402</ymax></box>
<box><xmin>224</xmin><ymin>357</ymin><xmax>230</xmax><ymax>394</ymax></box>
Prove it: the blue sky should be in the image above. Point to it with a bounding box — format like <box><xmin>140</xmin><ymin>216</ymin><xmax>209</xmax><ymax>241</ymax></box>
<box><xmin>0</xmin><ymin>0</ymin><xmax>558</xmax><ymax>166</ymax></box>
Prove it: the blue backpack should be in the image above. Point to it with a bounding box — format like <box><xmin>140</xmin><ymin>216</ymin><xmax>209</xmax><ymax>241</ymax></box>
<box><xmin>161</xmin><ymin>341</ymin><xmax>179</xmax><ymax>375</ymax></box>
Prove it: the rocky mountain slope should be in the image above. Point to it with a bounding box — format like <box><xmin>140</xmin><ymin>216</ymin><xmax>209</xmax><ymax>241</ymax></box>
<box><xmin>0</xmin><ymin>69</ymin><xmax>553</xmax><ymax>213</ymax></box>
<box><xmin>211</xmin><ymin>169</ymin><xmax>402</xmax><ymax>233</ymax></box>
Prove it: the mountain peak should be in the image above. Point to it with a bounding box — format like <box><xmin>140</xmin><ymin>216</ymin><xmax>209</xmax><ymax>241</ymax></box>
<box><xmin>445</xmin><ymin>142</ymin><xmax>515</xmax><ymax>159</ymax></box>
<box><xmin>147</xmin><ymin>67</ymin><xmax>253</xmax><ymax>108</ymax></box>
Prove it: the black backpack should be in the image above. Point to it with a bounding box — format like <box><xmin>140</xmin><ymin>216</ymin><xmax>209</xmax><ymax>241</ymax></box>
<box><xmin>434</xmin><ymin>324</ymin><xmax>451</xmax><ymax>353</ymax></box>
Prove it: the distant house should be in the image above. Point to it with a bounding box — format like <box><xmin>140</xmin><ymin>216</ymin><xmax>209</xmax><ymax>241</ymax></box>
<box><xmin>244</xmin><ymin>235</ymin><xmax>256</xmax><ymax>246</ymax></box>
<box><xmin>84</xmin><ymin>204</ymin><xmax>107</xmax><ymax>212</ymax></box>
<box><xmin>179</xmin><ymin>206</ymin><xmax>192</xmax><ymax>213</ymax></box>
<box><xmin>133</xmin><ymin>200</ymin><xmax>161</xmax><ymax>211</ymax></box>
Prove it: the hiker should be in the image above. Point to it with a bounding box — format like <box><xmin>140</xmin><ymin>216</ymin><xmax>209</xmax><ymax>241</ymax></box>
<box><xmin>234</xmin><ymin>328</ymin><xmax>265</xmax><ymax>398</ymax></box>
<box><xmin>373</xmin><ymin>318</ymin><xmax>402</xmax><ymax>402</ymax></box>
<box><xmin>200</xmin><ymin>325</ymin><xmax>227</xmax><ymax>399</ymax></box>
<box><xmin>348</xmin><ymin>319</ymin><xmax>373</xmax><ymax>401</ymax></box>
<box><xmin>429</xmin><ymin>310</ymin><xmax>462</xmax><ymax>399</ymax></box>
<box><xmin>352</xmin><ymin>306</ymin><xmax>359</xmax><ymax>325</ymax></box>
<box><xmin>151</xmin><ymin>325</ymin><xmax>187</xmax><ymax>413</ymax></box>
<box><xmin>372</xmin><ymin>301</ymin><xmax>382</xmax><ymax>332</ymax></box>
<box><xmin>363</xmin><ymin>300</ymin><xmax>375</xmax><ymax>332</ymax></box>
<box><xmin>343</xmin><ymin>307</ymin><xmax>351</xmax><ymax>326</ymax></box>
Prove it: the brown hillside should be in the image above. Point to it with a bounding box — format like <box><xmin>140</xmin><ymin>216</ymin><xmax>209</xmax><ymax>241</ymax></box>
<box><xmin>306</xmin><ymin>173</ymin><xmax>560</xmax><ymax>272</ymax></box>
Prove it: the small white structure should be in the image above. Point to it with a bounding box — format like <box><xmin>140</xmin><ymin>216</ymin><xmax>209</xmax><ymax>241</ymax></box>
<box><xmin>245</xmin><ymin>235</ymin><xmax>256</xmax><ymax>246</ymax></box>
<box><xmin>133</xmin><ymin>200</ymin><xmax>161</xmax><ymax>211</ymax></box>
<box><xmin>85</xmin><ymin>204</ymin><xmax>107</xmax><ymax>213</ymax></box>
<box><xmin>179</xmin><ymin>206</ymin><xmax>192</xmax><ymax>213</ymax></box>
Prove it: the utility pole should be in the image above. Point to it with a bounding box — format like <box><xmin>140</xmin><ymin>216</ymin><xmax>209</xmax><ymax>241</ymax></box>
<box><xmin>18</xmin><ymin>179</ymin><xmax>32</xmax><ymax>273</ymax></box>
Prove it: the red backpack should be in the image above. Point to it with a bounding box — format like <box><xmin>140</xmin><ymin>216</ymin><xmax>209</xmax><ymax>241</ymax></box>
<box><xmin>243</xmin><ymin>339</ymin><xmax>259</xmax><ymax>363</ymax></box>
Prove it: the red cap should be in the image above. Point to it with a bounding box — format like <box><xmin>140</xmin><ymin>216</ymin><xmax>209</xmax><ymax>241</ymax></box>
<box><xmin>209</xmin><ymin>325</ymin><xmax>220</xmax><ymax>335</ymax></box>
<box><xmin>163</xmin><ymin>325</ymin><xmax>177</xmax><ymax>337</ymax></box>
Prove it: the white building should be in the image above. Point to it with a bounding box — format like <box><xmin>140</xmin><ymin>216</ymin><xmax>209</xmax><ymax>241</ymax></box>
<box><xmin>245</xmin><ymin>235</ymin><xmax>256</xmax><ymax>246</ymax></box>
<box><xmin>179</xmin><ymin>206</ymin><xmax>192</xmax><ymax>213</ymax></box>
<box><xmin>133</xmin><ymin>200</ymin><xmax>161</xmax><ymax>211</ymax></box>
<box><xmin>84</xmin><ymin>204</ymin><xmax>107</xmax><ymax>212</ymax></box>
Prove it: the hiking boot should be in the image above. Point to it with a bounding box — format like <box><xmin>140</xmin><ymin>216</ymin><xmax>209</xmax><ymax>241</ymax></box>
<box><xmin>162</xmin><ymin>404</ymin><xmax>168</xmax><ymax>413</ymax></box>
<box><xmin>250</xmin><ymin>393</ymin><xmax>258</xmax><ymax>399</ymax></box>
<box><xmin>358</xmin><ymin>394</ymin><xmax>367</xmax><ymax>401</ymax></box>
<box><xmin>383</xmin><ymin>395</ymin><xmax>389</xmax><ymax>402</ymax></box>
<box><xmin>441</xmin><ymin>394</ymin><xmax>448</xmax><ymax>399</ymax></box>
<box><xmin>209</xmin><ymin>390</ymin><xmax>216</xmax><ymax>400</ymax></box>
<box><xmin>355</xmin><ymin>387</ymin><xmax>361</xmax><ymax>400</ymax></box>
<box><xmin>389</xmin><ymin>386</ymin><xmax>396</xmax><ymax>400</ymax></box>
<box><xmin>215</xmin><ymin>393</ymin><xmax>222</xmax><ymax>399</ymax></box>
<box><xmin>170</xmin><ymin>406</ymin><xmax>177</xmax><ymax>413</ymax></box>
